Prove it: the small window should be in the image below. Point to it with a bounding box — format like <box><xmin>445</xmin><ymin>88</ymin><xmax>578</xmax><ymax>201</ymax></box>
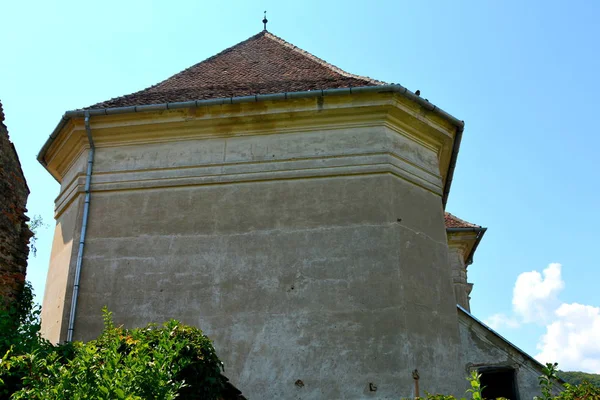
<box><xmin>479</xmin><ymin>367</ymin><xmax>518</xmax><ymax>400</ymax></box>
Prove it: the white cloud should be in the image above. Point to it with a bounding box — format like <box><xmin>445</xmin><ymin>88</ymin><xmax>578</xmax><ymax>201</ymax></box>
<box><xmin>484</xmin><ymin>313</ymin><xmax>520</xmax><ymax>330</ymax></box>
<box><xmin>483</xmin><ymin>262</ymin><xmax>600</xmax><ymax>373</ymax></box>
<box><xmin>535</xmin><ymin>303</ymin><xmax>600</xmax><ymax>373</ymax></box>
<box><xmin>512</xmin><ymin>263</ymin><xmax>564</xmax><ymax>324</ymax></box>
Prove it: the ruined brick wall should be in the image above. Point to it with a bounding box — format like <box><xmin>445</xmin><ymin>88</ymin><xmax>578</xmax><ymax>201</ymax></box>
<box><xmin>0</xmin><ymin>100</ymin><xmax>32</xmax><ymax>307</ymax></box>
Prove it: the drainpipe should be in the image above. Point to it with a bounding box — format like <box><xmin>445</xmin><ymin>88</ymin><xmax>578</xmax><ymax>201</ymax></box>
<box><xmin>66</xmin><ymin>111</ymin><xmax>95</xmax><ymax>342</ymax></box>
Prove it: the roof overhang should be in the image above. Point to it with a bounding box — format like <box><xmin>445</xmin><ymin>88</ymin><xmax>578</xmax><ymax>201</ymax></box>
<box><xmin>38</xmin><ymin>84</ymin><xmax>464</xmax><ymax>207</ymax></box>
<box><xmin>446</xmin><ymin>226</ymin><xmax>487</xmax><ymax>265</ymax></box>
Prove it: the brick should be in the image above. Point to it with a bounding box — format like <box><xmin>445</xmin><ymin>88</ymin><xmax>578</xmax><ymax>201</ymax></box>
<box><xmin>0</xmin><ymin>100</ymin><xmax>31</xmax><ymax>307</ymax></box>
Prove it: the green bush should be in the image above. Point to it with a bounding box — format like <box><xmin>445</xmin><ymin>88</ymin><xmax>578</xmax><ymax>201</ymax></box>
<box><xmin>0</xmin><ymin>282</ymin><xmax>57</xmax><ymax>398</ymax></box>
<box><xmin>556</xmin><ymin>381</ymin><xmax>600</xmax><ymax>400</ymax></box>
<box><xmin>0</xmin><ymin>281</ymin><xmax>43</xmax><ymax>355</ymax></box>
<box><xmin>1</xmin><ymin>292</ymin><xmax>228</xmax><ymax>399</ymax></box>
<box><xmin>6</xmin><ymin>308</ymin><xmax>227</xmax><ymax>399</ymax></box>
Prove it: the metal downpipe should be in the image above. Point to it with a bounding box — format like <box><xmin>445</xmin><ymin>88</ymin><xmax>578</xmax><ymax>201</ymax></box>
<box><xmin>66</xmin><ymin>111</ymin><xmax>95</xmax><ymax>342</ymax></box>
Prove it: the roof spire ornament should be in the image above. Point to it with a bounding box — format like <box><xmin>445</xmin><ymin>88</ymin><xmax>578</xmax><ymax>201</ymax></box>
<box><xmin>262</xmin><ymin>11</ymin><xmax>268</xmax><ymax>31</ymax></box>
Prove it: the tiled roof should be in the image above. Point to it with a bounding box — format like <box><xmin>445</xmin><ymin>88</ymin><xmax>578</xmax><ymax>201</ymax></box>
<box><xmin>89</xmin><ymin>31</ymin><xmax>386</xmax><ymax>109</ymax></box>
<box><xmin>444</xmin><ymin>212</ymin><xmax>481</xmax><ymax>229</ymax></box>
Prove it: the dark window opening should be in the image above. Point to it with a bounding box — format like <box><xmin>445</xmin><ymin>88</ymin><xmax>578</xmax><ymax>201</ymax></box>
<box><xmin>479</xmin><ymin>367</ymin><xmax>518</xmax><ymax>400</ymax></box>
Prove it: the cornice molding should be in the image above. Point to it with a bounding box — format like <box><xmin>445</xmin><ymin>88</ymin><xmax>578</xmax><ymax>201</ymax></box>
<box><xmin>53</xmin><ymin>152</ymin><xmax>444</xmax><ymax>217</ymax></box>
<box><xmin>45</xmin><ymin>92</ymin><xmax>459</xmax><ymax>218</ymax></box>
<box><xmin>44</xmin><ymin>92</ymin><xmax>456</xmax><ymax>181</ymax></box>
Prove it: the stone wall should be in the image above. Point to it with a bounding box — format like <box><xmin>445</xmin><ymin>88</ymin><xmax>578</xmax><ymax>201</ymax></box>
<box><xmin>0</xmin><ymin>101</ymin><xmax>32</xmax><ymax>306</ymax></box>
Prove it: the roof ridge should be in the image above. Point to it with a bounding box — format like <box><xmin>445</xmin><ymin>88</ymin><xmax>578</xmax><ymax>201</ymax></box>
<box><xmin>263</xmin><ymin>31</ymin><xmax>386</xmax><ymax>86</ymax></box>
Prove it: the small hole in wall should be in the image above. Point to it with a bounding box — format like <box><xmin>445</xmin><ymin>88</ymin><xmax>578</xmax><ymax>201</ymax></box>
<box><xmin>290</xmin><ymin>285</ymin><xmax>294</xmax><ymax>290</ymax></box>
<box><xmin>397</xmin><ymin>218</ymin><xmax>402</xmax><ymax>222</ymax></box>
<box><xmin>295</xmin><ymin>379</ymin><xmax>304</xmax><ymax>388</ymax></box>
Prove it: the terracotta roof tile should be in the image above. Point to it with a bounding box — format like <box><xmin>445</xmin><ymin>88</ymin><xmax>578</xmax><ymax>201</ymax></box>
<box><xmin>89</xmin><ymin>31</ymin><xmax>386</xmax><ymax>109</ymax></box>
<box><xmin>444</xmin><ymin>212</ymin><xmax>481</xmax><ymax>229</ymax></box>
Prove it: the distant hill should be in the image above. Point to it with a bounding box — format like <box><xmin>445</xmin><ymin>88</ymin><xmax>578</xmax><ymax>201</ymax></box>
<box><xmin>559</xmin><ymin>371</ymin><xmax>600</xmax><ymax>387</ymax></box>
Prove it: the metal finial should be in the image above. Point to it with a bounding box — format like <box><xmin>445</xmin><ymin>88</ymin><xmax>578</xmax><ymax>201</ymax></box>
<box><xmin>262</xmin><ymin>11</ymin><xmax>268</xmax><ymax>31</ymax></box>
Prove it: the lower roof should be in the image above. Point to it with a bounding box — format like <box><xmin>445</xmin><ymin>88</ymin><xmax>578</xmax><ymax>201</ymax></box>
<box><xmin>445</xmin><ymin>212</ymin><xmax>482</xmax><ymax>229</ymax></box>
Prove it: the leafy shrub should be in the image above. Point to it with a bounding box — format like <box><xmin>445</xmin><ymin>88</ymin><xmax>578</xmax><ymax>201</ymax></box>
<box><xmin>556</xmin><ymin>380</ymin><xmax>600</xmax><ymax>400</ymax></box>
<box><xmin>0</xmin><ymin>282</ymin><xmax>57</xmax><ymax>398</ymax></box>
<box><xmin>0</xmin><ymin>281</ymin><xmax>42</xmax><ymax>354</ymax></box>
<box><xmin>533</xmin><ymin>362</ymin><xmax>600</xmax><ymax>400</ymax></box>
<box><xmin>1</xmin><ymin>298</ymin><xmax>229</xmax><ymax>399</ymax></box>
<box><xmin>535</xmin><ymin>362</ymin><xmax>559</xmax><ymax>400</ymax></box>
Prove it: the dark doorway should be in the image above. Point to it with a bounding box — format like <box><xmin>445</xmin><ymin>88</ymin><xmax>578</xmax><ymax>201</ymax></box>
<box><xmin>479</xmin><ymin>367</ymin><xmax>518</xmax><ymax>400</ymax></box>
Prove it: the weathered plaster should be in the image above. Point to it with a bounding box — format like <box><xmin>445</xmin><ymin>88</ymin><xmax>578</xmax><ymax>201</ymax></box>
<box><xmin>458</xmin><ymin>308</ymin><xmax>563</xmax><ymax>399</ymax></box>
<box><xmin>41</xmin><ymin>92</ymin><xmax>469</xmax><ymax>398</ymax></box>
<box><xmin>447</xmin><ymin>244</ymin><xmax>472</xmax><ymax>311</ymax></box>
<box><xmin>40</xmin><ymin>196</ymin><xmax>83</xmax><ymax>342</ymax></box>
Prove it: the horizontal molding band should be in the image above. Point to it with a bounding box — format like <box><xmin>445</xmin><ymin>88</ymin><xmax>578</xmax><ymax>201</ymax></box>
<box><xmin>54</xmin><ymin>159</ymin><xmax>442</xmax><ymax>217</ymax></box>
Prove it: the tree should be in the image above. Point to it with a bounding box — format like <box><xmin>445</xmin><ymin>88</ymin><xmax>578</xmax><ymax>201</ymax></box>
<box><xmin>26</xmin><ymin>215</ymin><xmax>46</xmax><ymax>258</ymax></box>
<box><xmin>559</xmin><ymin>371</ymin><xmax>600</xmax><ymax>388</ymax></box>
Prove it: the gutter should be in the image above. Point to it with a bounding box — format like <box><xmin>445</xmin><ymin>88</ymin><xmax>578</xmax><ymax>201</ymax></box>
<box><xmin>443</xmin><ymin>124</ymin><xmax>463</xmax><ymax>208</ymax></box>
<box><xmin>446</xmin><ymin>227</ymin><xmax>487</xmax><ymax>265</ymax></box>
<box><xmin>37</xmin><ymin>84</ymin><xmax>465</xmax><ymax>207</ymax></box>
<box><xmin>66</xmin><ymin>111</ymin><xmax>95</xmax><ymax>342</ymax></box>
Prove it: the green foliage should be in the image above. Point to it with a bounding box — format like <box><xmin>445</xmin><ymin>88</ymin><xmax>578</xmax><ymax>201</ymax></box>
<box><xmin>2</xmin><ymin>307</ymin><xmax>227</xmax><ymax>399</ymax></box>
<box><xmin>26</xmin><ymin>215</ymin><xmax>46</xmax><ymax>258</ymax></box>
<box><xmin>535</xmin><ymin>362</ymin><xmax>559</xmax><ymax>400</ymax></box>
<box><xmin>559</xmin><ymin>371</ymin><xmax>600</xmax><ymax>388</ymax></box>
<box><xmin>556</xmin><ymin>380</ymin><xmax>600</xmax><ymax>399</ymax></box>
<box><xmin>0</xmin><ymin>282</ymin><xmax>55</xmax><ymax>398</ymax></box>
<box><xmin>466</xmin><ymin>370</ymin><xmax>484</xmax><ymax>400</ymax></box>
<box><xmin>0</xmin><ymin>281</ymin><xmax>41</xmax><ymax>354</ymax></box>
<box><xmin>1</xmin><ymin>287</ymin><xmax>230</xmax><ymax>400</ymax></box>
<box><xmin>536</xmin><ymin>362</ymin><xmax>600</xmax><ymax>400</ymax></box>
<box><xmin>421</xmin><ymin>395</ymin><xmax>458</xmax><ymax>400</ymax></box>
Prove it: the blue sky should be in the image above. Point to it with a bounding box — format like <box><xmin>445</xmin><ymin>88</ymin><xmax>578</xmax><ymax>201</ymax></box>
<box><xmin>2</xmin><ymin>0</ymin><xmax>599</xmax><ymax>372</ymax></box>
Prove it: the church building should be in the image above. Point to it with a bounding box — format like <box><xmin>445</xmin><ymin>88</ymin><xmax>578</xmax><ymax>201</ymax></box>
<box><xmin>38</xmin><ymin>28</ymin><xmax>559</xmax><ymax>398</ymax></box>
